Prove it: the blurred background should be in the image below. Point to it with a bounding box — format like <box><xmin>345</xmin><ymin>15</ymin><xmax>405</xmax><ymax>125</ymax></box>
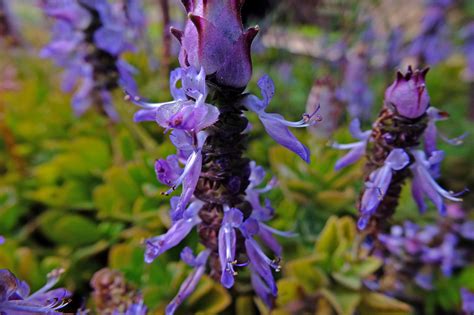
<box><xmin>1</xmin><ymin>0</ymin><xmax>473</xmax><ymax>314</ymax></box>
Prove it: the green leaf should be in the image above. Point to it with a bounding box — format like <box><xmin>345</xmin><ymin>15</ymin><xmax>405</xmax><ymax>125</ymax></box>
<box><xmin>38</xmin><ymin>210</ymin><xmax>101</xmax><ymax>246</ymax></box>
<box><xmin>359</xmin><ymin>292</ymin><xmax>412</xmax><ymax>315</ymax></box>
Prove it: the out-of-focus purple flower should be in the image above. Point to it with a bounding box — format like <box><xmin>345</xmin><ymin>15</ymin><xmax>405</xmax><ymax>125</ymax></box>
<box><xmin>332</xmin><ymin>118</ymin><xmax>371</xmax><ymax>170</ymax></box>
<box><xmin>410</xmin><ymin>149</ymin><xmax>462</xmax><ymax>215</ymax></box>
<box><xmin>166</xmin><ymin>248</ymin><xmax>210</xmax><ymax>315</ymax></box>
<box><xmin>461</xmin><ymin>288</ymin><xmax>474</xmax><ymax>314</ymax></box>
<box><xmin>242</xmin><ymin>75</ymin><xmax>320</xmax><ymax>163</ymax></box>
<box><xmin>41</xmin><ymin>0</ymin><xmax>138</xmax><ymax>119</ymax></box>
<box><xmin>385</xmin><ymin>27</ymin><xmax>405</xmax><ymax>69</ymax></box>
<box><xmin>384</xmin><ymin>67</ymin><xmax>430</xmax><ymax>119</ymax></box>
<box><xmin>0</xmin><ymin>269</ymin><xmax>70</xmax><ymax>314</ymax></box>
<box><xmin>336</xmin><ymin>46</ymin><xmax>374</xmax><ymax>120</ymax></box>
<box><xmin>306</xmin><ymin>77</ymin><xmax>343</xmax><ymax>138</ymax></box>
<box><xmin>171</xmin><ymin>0</ymin><xmax>259</xmax><ymax>88</ymax></box>
<box><xmin>408</xmin><ymin>1</ymin><xmax>452</xmax><ymax>65</ymax></box>
<box><xmin>358</xmin><ymin>149</ymin><xmax>410</xmax><ymax>229</ymax></box>
<box><xmin>461</xmin><ymin>22</ymin><xmax>474</xmax><ymax>81</ymax></box>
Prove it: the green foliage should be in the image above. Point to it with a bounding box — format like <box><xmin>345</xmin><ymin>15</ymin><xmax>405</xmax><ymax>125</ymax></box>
<box><xmin>273</xmin><ymin>216</ymin><xmax>412</xmax><ymax>315</ymax></box>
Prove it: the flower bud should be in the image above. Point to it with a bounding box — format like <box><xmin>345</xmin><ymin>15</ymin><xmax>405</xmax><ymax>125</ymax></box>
<box><xmin>384</xmin><ymin>66</ymin><xmax>430</xmax><ymax>119</ymax></box>
<box><xmin>171</xmin><ymin>0</ymin><xmax>259</xmax><ymax>88</ymax></box>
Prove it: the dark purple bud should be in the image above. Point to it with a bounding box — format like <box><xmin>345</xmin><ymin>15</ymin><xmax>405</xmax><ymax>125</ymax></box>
<box><xmin>172</xmin><ymin>0</ymin><xmax>259</xmax><ymax>88</ymax></box>
<box><xmin>384</xmin><ymin>67</ymin><xmax>430</xmax><ymax>119</ymax></box>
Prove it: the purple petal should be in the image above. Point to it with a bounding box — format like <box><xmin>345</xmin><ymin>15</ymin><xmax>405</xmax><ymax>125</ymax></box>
<box><xmin>334</xmin><ymin>142</ymin><xmax>366</xmax><ymax>170</ymax></box>
<box><xmin>165</xmin><ymin>250</ymin><xmax>210</xmax><ymax>315</ymax></box>
<box><xmin>145</xmin><ymin>215</ymin><xmax>200</xmax><ymax>264</ymax></box>
<box><xmin>259</xmin><ymin>114</ymin><xmax>310</xmax><ymax>163</ymax></box>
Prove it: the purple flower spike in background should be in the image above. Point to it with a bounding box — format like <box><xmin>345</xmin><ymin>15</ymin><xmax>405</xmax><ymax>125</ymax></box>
<box><xmin>461</xmin><ymin>22</ymin><xmax>474</xmax><ymax>81</ymax></box>
<box><xmin>41</xmin><ymin>0</ymin><xmax>138</xmax><ymax>120</ymax></box>
<box><xmin>0</xmin><ymin>268</ymin><xmax>71</xmax><ymax>314</ymax></box>
<box><xmin>408</xmin><ymin>0</ymin><xmax>452</xmax><ymax>66</ymax></box>
<box><xmin>462</xmin><ymin>288</ymin><xmax>474</xmax><ymax>314</ymax></box>
<box><xmin>334</xmin><ymin>66</ymin><xmax>464</xmax><ymax>235</ymax></box>
<box><xmin>128</xmin><ymin>1</ymin><xmax>314</xmax><ymax>312</ymax></box>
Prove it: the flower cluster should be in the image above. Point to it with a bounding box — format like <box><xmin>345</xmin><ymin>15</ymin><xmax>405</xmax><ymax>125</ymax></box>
<box><xmin>376</xmin><ymin>205</ymin><xmax>474</xmax><ymax>294</ymax></box>
<box><xmin>408</xmin><ymin>0</ymin><xmax>452</xmax><ymax>65</ymax></box>
<box><xmin>333</xmin><ymin>67</ymin><xmax>463</xmax><ymax>231</ymax></box>
<box><xmin>127</xmin><ymin>1</ymin><xmax>318</xmax><ymax>313</ymax></box>
<box><xmin>0</xmin><ymin>268</ymin><xmax>71</xmax><ymax>314</ymax></box>
<box><xmin>41</xmin><ymin>0</ymin><xmax>139</xmax><ymax>120</ymax></box>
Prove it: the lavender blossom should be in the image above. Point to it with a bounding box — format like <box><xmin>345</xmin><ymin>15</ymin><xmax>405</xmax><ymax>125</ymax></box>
<box><xmin>127</xmin><ymin>1</ymin><xmax>313</xmax><ymax>312</ymax></box>
<box><xmin>333</xmin><ymin>66</ymin><xmax>464</xmax><ymax>233</ymax></box>
<box><xmin>41</xmin><ymin>0</ymin><xmax>138</xmax><ymax>120</ymax></box>
<box><xmin>0</xmin><ymin>268</ymin><xmax>71</xmax><ymax>314</ymax></box>
<box><xmin>336</xmin><ymin>45</ymin><xmax>374</xmax><ymax>121</ymax></box>
<box><xmin>378</xmin><ymin>208</ymin><xmax>474</xmax><ymax>297</ymax></box>
<box><xmin>461</xmin><ymin>288</ymin><xmax>474</xmax><ymax>314</ymax></box>
<box><xmin>408</xmin><ymin>0</ymin><xmax>452</xmax><ymax>65</ymax></box>
<box><xmin>461</xmin><ymin>22</ymin><xmax>474</xmax><ymax>81</ymax></box>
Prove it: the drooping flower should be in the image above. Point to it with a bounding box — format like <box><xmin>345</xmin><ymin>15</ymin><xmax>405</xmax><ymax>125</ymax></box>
<box><xmin>0</xmin><ymin>269</ymin><xmax>71</xmax><ymax>314</ymax></box>
<box><xmin>171</xmin><ymin>0</ymin><xmax>259</xmax><ymax>88</ymax></box>
<box><xmin>242</xmin><ymin>75</ymin><xmax>320</xmax><ymax>163</ymax></box>
<box><xmin>41</xmin><ymin>0</ymin><xmax>138</xmax><ymax>120</ymax></box>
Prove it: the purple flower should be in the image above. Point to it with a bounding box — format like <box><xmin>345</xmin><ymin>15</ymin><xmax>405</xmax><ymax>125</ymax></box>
<box><xmin>242</xmin><ymin>75</ymin><xmax>320</xmax><ymax>163</ymax></box>
<box><xmin>171</xmin><ymin>0</ymin><xmax>259</xmax><ymax>88</ymax></box>
<box><xmin>218</xmin><ymin>207</ymin><xmax>243</xmax><ymax>288</ymax></box>
<box><xmin>384</xmin><ymin>67</ymin><xmax>430</xmax><ymax>119</ymax></box>
<box><xmin>408</xmin><ymin>3</ymin><xmax>452</xmax><ymax>65</ymax></box>
<box><xmin>332</xmin><ymin>119</ymin><xmax>371</xmax><ymax>170</ymax></box>
<box><xmin>461</xmin><ymin>22</ymin><xmax>474</xmax><ymax>80</ymax></box>
<box><xmin>410</xmin><ymin>149</ymin><xmax>462</xmax><ymax>215</ymax></box>
<box><xmin>145</xmin><ymin>202</ymin><xmax>202</xmax><ymax>264</ymax></box>
<box><xmin>461</xmin><ymin>288</ymin><xmax>474</xmax><ymax>314</ymax></box>
<box><xmin>41</xmin><ymin>0</ymin><xmax>138</xmax><ymax>119</ymax></box>
<box><xmin>130</xmin><ymin>67</ymin><xmax>219</xmax><ymax>132</ymax></box>
<box><xmin>0</xmin><ymin>269</ymin><xmax>71</xmax><ymax>314</ymax></box>
<box><xmin>166</xmin><ymin>248</ymin><xmax>210</xmax><ymax>315</ymax></box>
<box><xmin>336</xmin><ymin>46</ymin><xmax>374</xmax><ymax>120</ymax></box>
<box><xmin>358</xmin><ymin>149</ymin><xmax>410</xmax><ymax>230</ymax></box>
<box><xmin>386</xmin><ymin>27</ymin><xmax>405</xmax><ymax>69</ymax></box>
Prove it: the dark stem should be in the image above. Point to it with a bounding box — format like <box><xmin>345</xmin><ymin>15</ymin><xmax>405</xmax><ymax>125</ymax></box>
<box><xmin>194</xmin><ymin>87</ymin><xmax>252</xmax><ymax>281</ymax></box>
<box><xmin>469</xmin><ymin>81</ymin><xmax>474</xmax><ymax>121</ymax></box>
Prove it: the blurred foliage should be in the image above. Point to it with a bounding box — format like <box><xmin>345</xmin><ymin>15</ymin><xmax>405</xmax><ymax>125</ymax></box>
<box><xmin>272</xmin><ymin>216</ymin><xmax>411</xmax><ymax>315</ymax></box>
